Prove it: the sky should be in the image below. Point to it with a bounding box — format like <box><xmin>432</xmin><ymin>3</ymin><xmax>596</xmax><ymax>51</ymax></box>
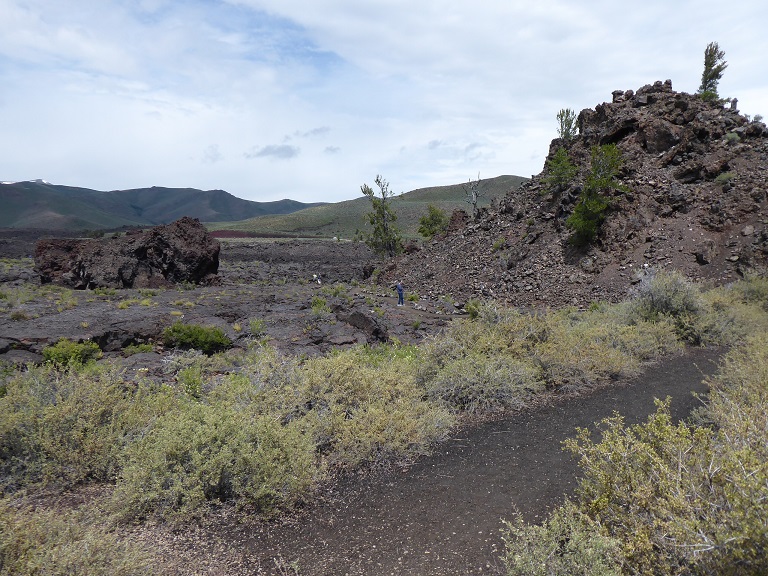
<box><xmin>1</xmin><ymin>1</ymin><xmax>767</xmax><ymax>204</ymax></box>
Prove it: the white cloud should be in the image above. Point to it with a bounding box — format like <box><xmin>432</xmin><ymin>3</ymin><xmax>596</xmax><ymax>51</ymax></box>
<box><xmin>202</xmin><ymin>144</ymin><xmax>223</xmax><ymax>164</ymax></box>
<box><xmin>0</xmin><ymin>0</ymin><xmax>766</xmax><ymax>203</ymax></box>
<box><xmin>245</xmin><ymin>144</ymin><xmax>301</xmax><ymax>160</ymax></box>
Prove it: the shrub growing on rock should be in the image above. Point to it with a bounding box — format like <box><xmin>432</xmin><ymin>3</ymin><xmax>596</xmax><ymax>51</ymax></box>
<box><xmin>556</xmin><ymin>107</ymin><xmax>579</xmax><ymax>141</ymax></box>
<box><xmin>162</xmin><ymin>322</ymin><xmax>232</xmax><ymax>355</ymax></box>
<box><xmin>542</xmin><ymin>147</ymin><xmax>578</xmax><ymax>194</ymax></box>
<box><xmin>42</xmin><ymin>338</ymin><xmax>102</xmax><ymax>366</ymax></box>
<box><xmin>697</xmin><ymin>41</ymin><xmax>727</xmax><ymax>101</ymax></box>
<box><xmin>566</xmin><ymin>144</ymin><xmax>624</xmax><ymax>246</ymax></box>
<box><xmin>418</xmin><ymin>204</ymin><xmax>450</xmax><ymax>239</ymax></box>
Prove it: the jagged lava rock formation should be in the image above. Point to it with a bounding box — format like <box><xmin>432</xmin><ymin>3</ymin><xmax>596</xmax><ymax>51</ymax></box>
<box><xmin>386</xmin><ymin>80</ymin><xmax>768</xmax><ymax>308</ymax></box>
<box><xmin>35</xmin><ymin>216</ymin><xmax>220</xmax><ymax>289</ymax></box>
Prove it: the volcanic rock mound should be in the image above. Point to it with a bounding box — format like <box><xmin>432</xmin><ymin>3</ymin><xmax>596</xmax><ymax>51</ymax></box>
<box><xmin>387</xmin><ymin>80</ymin><xmax>768</xmax><ymax>307</ymax></box>
<box><xmin>35</xmin><ymin>216</ymin><xmax>220</xmax><ymax>289</ymax></box>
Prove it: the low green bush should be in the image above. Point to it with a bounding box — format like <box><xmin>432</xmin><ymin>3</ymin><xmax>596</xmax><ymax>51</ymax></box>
<box><xmin>42</xmin><ymin>338</ymin><xmax>102</xmax><ymax>366</ymax></box>
<box><xmin>299</xmin><ymin>345</ymin><xmax>453</xmax><ymax>468</ymax></box>
<box><xmin>0</xmin><ymin>364</ymin><xmax>174</xmax><ymax>492</ymax></box>
<box><xmin>418</xmin><ymin>301</ymin><xmax>679</xmax><ymax>410</ymax></box>
<box><xmin>714</xmin><ymin>171</ymin><xmax>735</xmax><ymax>188</ymax></box>
<box><xmin>176</xmin><ymin>363</ymin><xmax>204</xmax><ymax>399</ymax></box>
<box><xmin>310</xmin><ymin>295</ymin><xmax>331</xmax><ymax>315</ymax></box>
<box><xmin>624</xmin><ymin>269</ymin><xmax>705</xmax><ymax>342</ymax></box>
<box><xmin>249</xmin><ymin>318</ymin><xmax>267</xmax><ymax>337</ymax></box>
<box><xmin>122</xmin><ymin>343</ymin><xmax>153</xmax><ymax>356</ymax></box>
<box><xmin>726</xmin><ymin>273</ymin><xmax>768</xmax><ymax>307</ymax></box>
<box><xmin>504</xmin><ymin>335</ymin><xmax>768</xmax><ymax>575</ymax></box>
<box><xmin>162</xmin><ymin>322</ymin><xmax>232</xmax><ymax>355</ymax></box>
<box><xmin>502</xmin><ymin>502</ymin><xmax>622</xmax><ymax>576</ymax></box>
<box><xmin>533</xmin><ymin>310</ymin><xmax>680</xmax><ymax>388</ymax></box>
<box><xmin>112</xmin><ymin>402</ymin><xmax>318</xmax><ymax>522</ymax></box>
<box><xmin>465</xmin><ymin>298</ymin><xmax>482</xmax><ymax>319</ymax></box>
<box><xmin>0</xmin><ymin>500</ymin><xmax>156</xmax><ymax>575</ymax></box>
<box><xmin>423</xmin><ymin>351</ymin><xmax>543</xmax><ymax>413</ymax></box>
<box><xmin>320</xmin><ymin>283</ymin><xmax>347</xmax><ymax>298</ymax></box>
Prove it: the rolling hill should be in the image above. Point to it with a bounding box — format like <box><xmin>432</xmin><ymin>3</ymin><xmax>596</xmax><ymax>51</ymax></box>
<box><xmin>208</xmin><ymin>175</ymin><xmax>529</xmax><ymax>239</ymax></box>
<box><xmin>0</xmin><ymin>180</ymin><xmax>325</xmax><ymax>230</ymax></box>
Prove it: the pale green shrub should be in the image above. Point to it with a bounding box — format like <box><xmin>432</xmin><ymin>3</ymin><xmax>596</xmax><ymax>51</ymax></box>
<box><xmin>249</xmin><ymin>317</ymin><xmax>267</xmax><ymax>337</ymax></box>
<box><xmin>42</xmin><ymin>338</ymin><xmax>102</xmax><ymax>366</ymax></box>
<box><xmin>0</xmin><ymin>364</ymin><xmax>175</xmax><ymax>492</ymax></box>
<box><xmin>0</xmin><ymin>500</ymin><xmax>156</xmax><ymax>576</ymax></box>
<box><xmin>627</xmin><ymin>269</ymin><xmax>702</xmax><ymax>320</ymax></box>
<box><xmin>514</xmin><ymin>335</ymin><xmax>768</xmax><ymax>575</ymax></box>
<box><xmin>534</xmin><ymin>308</ymin><xmax>680</xmax><ymax>389</ymax></box>
<box><xmin>723</xmin><ymin>274</ymin><xmax>768</xmax><ymax>308</ymax></box>
<box><xmin>418</xmin><ymin>302</ymin><xmax>678</xmax><ymax>406</ymax></box>
<box><xmin>625</xmin><ymin>269</ymin><xmax>707</xmax><ymax>343</ymax></box>
<box><xmin>423</xmin><ymin>352</ymin><xmax>543</xmax><ymax>413</ymax></box>
<box><xmin>113</xmin><ymin>403</ymin><xmax>317</xmax><ymax>521</ymax></box>
<box><xmin>162</xmin><ymin>322</ymin><xmax>232</xmax><ymax>355</ymax></box>
<box><xmin>176</xmin><ymin>364</ymin><xmax>203</xmax><ymax>399</ymax></box>
<box><xmin>122</xmin><ymin>342</ymin><xmax>153</xmax><ymax>356</ymax></box>
<box><xmin>502</xmin><ymin>502</ymin><xmax>622</xmax><ymax>576</ymax></box>
<box><xmin>310</xmin><ymin>295</ymin><xmax>331</xmax><ymax>315</ymax></box>
<box><xmin>687</xmin><ymin>275</ymin><xmax>768</xmax><ymax>345</ymax></box>
<box><xmin>300</xmin><ymin>345</ymin><xmax>453</xmax><ymax>467</ymax></box>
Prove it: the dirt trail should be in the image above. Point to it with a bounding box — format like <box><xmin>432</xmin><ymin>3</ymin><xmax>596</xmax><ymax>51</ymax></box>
<box><xmin>160</xmin><ymin>347</ymin><xmax>721</xmax><ymax>576</ymax></box>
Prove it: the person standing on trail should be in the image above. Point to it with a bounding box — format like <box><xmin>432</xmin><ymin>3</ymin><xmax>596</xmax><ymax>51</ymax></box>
<box><xmin>395</xmin><ymin>280</ymin><xmax>405</xmax><ymax>306</ymax></box>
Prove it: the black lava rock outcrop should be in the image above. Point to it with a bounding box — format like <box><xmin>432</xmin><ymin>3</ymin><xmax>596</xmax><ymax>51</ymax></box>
<box><xmin>386</xmin><ymin>80</ymin><xmax>768</xmax><ymax>307</ymax></box>
<box><xmin>35</xmin><ymin>216</ymin><xmax>220</xmax><ymax>289</ymax></box>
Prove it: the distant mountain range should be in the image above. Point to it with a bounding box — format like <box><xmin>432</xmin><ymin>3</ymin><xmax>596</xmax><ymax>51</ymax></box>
<box><xmin>0</xmin><ymin>180</ymin><xmax>325</xmax><ymax>230</ymax></box>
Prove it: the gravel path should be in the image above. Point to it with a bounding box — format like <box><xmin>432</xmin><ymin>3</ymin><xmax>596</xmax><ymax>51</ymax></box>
<box><xmin>157</xmin><ymin>346</ymin><xmax>721</xmax><ymax>576</ymax></box>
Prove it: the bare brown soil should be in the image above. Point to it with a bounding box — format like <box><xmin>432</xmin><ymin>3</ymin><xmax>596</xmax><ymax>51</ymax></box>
<box><xmin>137</xmin><ymin>347</ymin><xmax>720</xmax><ymax>576</ymax></box>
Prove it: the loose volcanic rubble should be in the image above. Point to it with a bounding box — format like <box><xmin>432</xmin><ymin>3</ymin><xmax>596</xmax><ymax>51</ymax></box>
<box><xmin>385</xmin><ymin>80</ymin><xmax>768</xmax><ymax>308</ymax></box>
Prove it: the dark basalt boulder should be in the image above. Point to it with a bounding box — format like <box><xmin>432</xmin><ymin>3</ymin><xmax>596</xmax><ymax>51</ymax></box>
<box><xmin>35</xmin><ymin>216</ymin><xmax>220</xmax><ymax>289</ymax></box>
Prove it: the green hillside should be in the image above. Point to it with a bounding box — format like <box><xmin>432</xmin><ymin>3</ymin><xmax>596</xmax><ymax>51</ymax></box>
<box><xmin>210</xmin><ymin>175</ymin><xmax>528</xmax><ymax>239</ymax></box>
<box><xmin>0</xmin><ymin>181</ymin><xmax>324</xmax><ymax>230</ymax></box>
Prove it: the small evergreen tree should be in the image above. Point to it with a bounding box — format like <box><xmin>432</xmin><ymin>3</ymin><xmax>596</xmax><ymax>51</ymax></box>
<box><xmin>543</xmin><ymin>147</ymin><xmax>578</xmax><ymax>193</ymax></box>
<box><xmin>697</xmin><ymin>41</ymin><xmax>727</xmax><ymax>101</ymax></box>
<box><xmin>361</xmin><ymin>175</ymin><xmax>403</xmax><ymax>257</ymax></box>
<box><xmin>566</xmin><ymin>144</ymin><xmax>624</xmax><ymax>246</ymax></box>
<box><xmin>557</xmin><ymin>108</ymin><xmax>578</xmax><ymax>141</ymax></box>
<box><xmin>418</xmin><ymin>204</ymin><xmax>449</xmax><ymax>239</ymax></box>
